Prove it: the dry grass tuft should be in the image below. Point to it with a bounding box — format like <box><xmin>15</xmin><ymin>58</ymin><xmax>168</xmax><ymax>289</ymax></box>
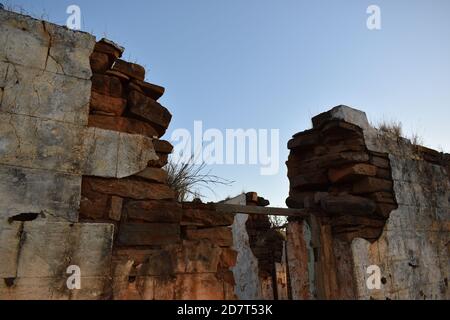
<box><xmin>165</xmin><ymin>156</ymin><xmax>234</xmax><ymax>202</ymax></box>
<box><xmin>378</xmin><ymin>120</ymin><xmax>403</xmax><ymax>139</ymax></box>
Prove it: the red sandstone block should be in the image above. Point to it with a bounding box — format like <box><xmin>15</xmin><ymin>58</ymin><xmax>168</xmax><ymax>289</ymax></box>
<box><xmin>135</xmin><ymin>167</ymin><xmax>168</xmax><ymax>184</ymax></box>
<box><xmin>352</xmin><ymin>177</ymin><xmax>393</xmax><ymax>194</ymax></box>
<box><xmin>83</xmin><ymin>176</ymin><xmax>176</xmax><ymax>200</ymax></box>
<box><xmin>320</xmin><ymin>194</ymin><xmax>377</xmax><ymax>216</ymax></box>
<box><xmin>328</xmin><ymin>164</ymin><xmax>377</xmax><ymax>183</ymax></box>
<box><xmin>90</xmin><ymin>52</ymin><xmax>112</xmax><ymax>73</ymax></box>
<box><xmin>288</xmin><ymin>129</ymin><xmax>320</xmax><ymax>151</ymax></box>
<box><xmin>185</xmin><ymin>227</ymin><xmax>233</xmax><ymax>247</ymax></box>
<box><xmin>131</xmin><ymin>79</ymin><xmax>165</xmax><ymax>101</ymax></box>
<box><xmin>80</xmin><ymin>184</ymin><xmax>109</xmax><ymax>220</ymax></box>
<box><xmin>88</xmin><ymin>115</ymin><xmax>159</xmax><ymax>138</ymax></box>
<box><xmin>124</xmin><ymin>200</ymin><xmax>182</xmax><ymax>223</ymax></box>
<box><xmin>220</xmin><ymin>248</ymin><xmax>238</xmax><ymax>268</ymax></box>
<box><xmin>153</xmin><ymin>140</ymin><xmax>174</xmax><ymax>154</ymax></box>
<box><xmin>112</xmin><ymin>59</ymin><xmax>145</xmax><ymax>81</ymax></box>
<box><xmin>90</xmin><ymin>91</ymin><xmax>127</xmax><ymax>116</ymax></box>
<box><xmin>91</xmin><ymin>73</ymin><xmax>123</xmax><ymax>98</ymax></box>
<box><xmin>148</xmin><ymin>153</ymin><xmax>169</xmax><ymax>168</ymax></box>
<box><xmin>94</xmin><ymin>39</ymin><xmax>124</xmax><ymax>59</ymax></box>
<box><xmin>181</xmin><ymin>208</ymin><xmax>235</xmax><ymax>227</ymax></box>
<box><xmin>128</xmin><ymin>90</ymin><xmax>172</xmax><ymax>136</ymax></box>
<box><xmin>118</xmin><ymin>223</ymin><xmax>180</xmax><ymax>246</ymax></box>
<box><xmin>109</xmin><ymin>196</ymin><xmax>123</xmax><ymax>222</ymax></box>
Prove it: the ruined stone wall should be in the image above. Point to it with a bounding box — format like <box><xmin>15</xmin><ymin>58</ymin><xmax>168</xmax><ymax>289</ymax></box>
<box><xmin>286</xmin><ymin>106</ymin><xmax>449</xmax><ymax>300</ymax></box>
<box><xmin>229</xmin><ymin>193</ymin><xmax>288</xmax><ymax>300</ymax></box>
<box><xmin>0</xmin><ymin>11</ymin><xmax>237</xmax><ymax>300</ymax></box>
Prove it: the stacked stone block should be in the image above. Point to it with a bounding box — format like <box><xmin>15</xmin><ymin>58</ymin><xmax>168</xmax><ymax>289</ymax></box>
<box><xmin>79</xmin><ymin>39</ymin><xmax>238</xmax><ymax>300</ymax></box>
<box><xmin>286</xmin><ymin>107</ymin><xmax>398</xmax><ymax>242</ymax></box>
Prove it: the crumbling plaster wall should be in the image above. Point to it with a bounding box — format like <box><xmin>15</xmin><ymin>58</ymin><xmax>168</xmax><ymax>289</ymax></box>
<box><xmin>352</xmin><ymin>110</ymin><xmax>449</xmax><ymax>300</ymax></box>
<box><xmin>229</xmin><ymin>194</ymin><xmax>262</xmax><ymax>300</ymax></box>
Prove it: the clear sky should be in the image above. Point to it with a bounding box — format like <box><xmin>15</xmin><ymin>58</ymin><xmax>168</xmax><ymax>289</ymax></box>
<box><xmin>5</xmin><ymin>0</ymin><xmax>450</xmax><ymax>207</ymax></box>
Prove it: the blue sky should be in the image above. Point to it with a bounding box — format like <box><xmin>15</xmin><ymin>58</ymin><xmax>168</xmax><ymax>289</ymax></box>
<box><xmin>6</xmin><ymin>0</ymin><xmax>450</xmax><ymax>207</ymax></box>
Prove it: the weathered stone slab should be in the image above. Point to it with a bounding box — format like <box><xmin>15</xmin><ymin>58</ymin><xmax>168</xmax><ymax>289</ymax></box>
<box><xmin>0</xmin><ymin>11</ymin><xmax>95</xmax><ymax>79</ymax></box>
<box><xmin>80</xmin><ymin>127</ymin><xmax>119</xmax><ymax>176</ymax></box>
<box><xmin>18</xmin><ymin>222</ymin><xmax>113</xmax><ymax>277</ymax></box>
<box><xmin>117</xmin><ymin>132</ymin><xmax>158</xmax><ymax>178</ymax></box>
<box><xmin>81</xmin><ymin>127</ymin><xmax>158</xmax><ymax>178</ymax></box>
<box><xmin>312</xmin><ymin>105</ymin><xmax>370</xmax><ymax>131</ymax></box>
<box><xmin>0</xmin><ymin>221</ymin><xmax>113</xmax><ymax>282</ymax></box>
<box><xmin>0</xmin><ymin>165</ymin><xmax>81</xmax><ymax>221</ymax></box>
<box><xmin>0</xmin><ymin>62</ymin><xmax>91</xmax><ymax>125</ymax></box>
<box><xmin>0</xmin><ymin>113</ymin><xmax>88</xmax><ymax>174</ymax></box>
<box><xmin>83</xmin><ymin>177</ymin><xmax>175</xmax><ymax>200</ymax></box>
<box><xmin>42</xmin><ymin>21</ymin><xmax>95</xmax><ymax>80</ymax></box>
<box><xmin>118</xmin><ymin>223</ymin><xmax>180</xmax><ymax>246</ymax></box>
<box><xmin>0</xmin><ymin>11</ymin><xmax>49</xmax><ymax>70</ymax></box>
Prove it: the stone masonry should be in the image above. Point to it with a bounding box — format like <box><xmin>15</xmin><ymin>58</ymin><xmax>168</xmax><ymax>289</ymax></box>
<box><xmin>0</xmin><ymin>9</ymin><xmax>448</xmax><ymax>300</ymax></box>
<box><xmin>0</xmin><ymin>10</ymin><xmax>237</xmax><ymax>300</ymax></box>
<box><xmin>286</xmin><ymin>106</ymin><xmax>449</xmax><ymax>300</ymax></box>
